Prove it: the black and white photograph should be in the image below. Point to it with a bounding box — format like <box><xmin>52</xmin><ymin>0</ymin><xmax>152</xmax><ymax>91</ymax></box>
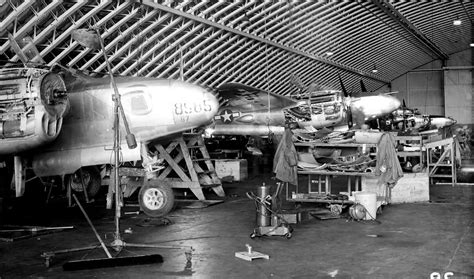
<box><xmin>0</xmin><ymin>0</ymin><xmax>472</xmax><ymax>278</ymax></box>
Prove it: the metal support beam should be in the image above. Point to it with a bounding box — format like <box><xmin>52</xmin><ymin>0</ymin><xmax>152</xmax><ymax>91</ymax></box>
<box><xmin>141</xmin><ymin>0</ymin><xmax>389</xmax><ymax>84</ymax></box>
<box><xmin>0</xmin><ymin>1</ymin><xmax>63</xmax><ymax>55</ymax></box>
<box><xmin>41</xmin><ymin>0</ymin><xmax>112</xmax><ymax>65</ymax></box>
<box><xmin>111</xmin><ymin>14</ymin><xmax>172</xmax><ymax>73</ymax></box>
<box><xmin>0</xmin><ymin>0</ymin><xmax>35</xmax><ymax>34</ymax></box>
<box><xmin>371</xmin><ymin>0</ymin><xmax>449</xmax><ymax>62</ymax></box>
<box><xmin>11</xmin><ymin>0</ymin><xmax>87</xmax><ymax>63</ymax></box>
<box><xmin>82</xmin><ymin>8</ymin><xmax>158</xmax><ymax>71</ymax></box>
<box><xmin>66</xmin><ymin>0</ymin><xmax>133</xmax><ymax>68</ymax></box>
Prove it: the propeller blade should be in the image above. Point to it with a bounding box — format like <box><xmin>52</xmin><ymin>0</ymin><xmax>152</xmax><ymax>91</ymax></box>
<box><xmin>402</xmin><ymin>99</ymin><xmax>406</xmax><ymax>130</ymax></box>
<box><xmin>338</xmin><ymin>74</ymin><xmax>349</xmax><ymax>97</ymax></box>
<box><xmin>360</xmin><ymin>79</ymin><xmax>367</xmax><ymax>93</ymax></box>
<box><xmin>346</xmin><ymin>107</ymin><xmax>353</xmax><ymax>128</ymax></box>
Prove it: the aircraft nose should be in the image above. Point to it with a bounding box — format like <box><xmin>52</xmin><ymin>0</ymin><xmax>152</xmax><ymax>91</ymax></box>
<box><xmin>387</xmin><ymin>96</ymin><xmax>401</xmax><ymax>112</ymax></box>
<box><xmin>203</xmin><ymin>90</ymin><xmax>219</xmax><ymax>120</ymax></box>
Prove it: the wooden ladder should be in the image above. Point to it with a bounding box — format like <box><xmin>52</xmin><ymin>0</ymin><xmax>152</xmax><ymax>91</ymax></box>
<box><xmin>153</xmin><ymin>133</ymin><xmax>225</xmax><ymax>200</ymax></box>
<box><xmin>425</xmin><ymin>137</ymin><xmax>457</xmax><ymax>186</ymax></box>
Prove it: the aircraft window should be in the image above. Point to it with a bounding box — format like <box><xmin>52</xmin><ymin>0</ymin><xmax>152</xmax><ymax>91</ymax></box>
<box><xmin>122</xmin><ymin>90</ymin><xmax>152</xmax><ymax>115</ymax></box>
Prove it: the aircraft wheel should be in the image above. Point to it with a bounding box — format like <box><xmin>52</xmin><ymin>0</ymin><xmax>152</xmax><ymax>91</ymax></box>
<box><xmin>67</xmin><ymin>166</ymin><xmax>101</xmax><ymax>199</ymax></box>
<box><xmin>285</xmin><ymin>232</ymin><xmax>292</xmax><ymax>239</ymax></box>
<box><xmin>138</xmin><ymin>180</ymin><xmax>174</xmax><ymax>218</ymax></box>
<box><xmin>250</xmin><ymin>232</ymin><xmax>257</xmax><ymax>239</ymax></box>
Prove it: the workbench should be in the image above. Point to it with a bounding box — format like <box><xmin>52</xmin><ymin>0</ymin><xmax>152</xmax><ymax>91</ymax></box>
<box><xmin>290</xmin><ymin>141</ymin><xmax>378</xmax><ymax>204</ymax></box>
<box><xmin>286</xmin><ymin>170</ymin><xmax>376</xmax><ymax>203</ymax></box>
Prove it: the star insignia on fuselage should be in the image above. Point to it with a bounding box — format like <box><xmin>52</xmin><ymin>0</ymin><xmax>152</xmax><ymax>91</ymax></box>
<box><xmin>220</xmin><ymin>109</ymin><xmax>233</xmax><ymax>123</ymax></box>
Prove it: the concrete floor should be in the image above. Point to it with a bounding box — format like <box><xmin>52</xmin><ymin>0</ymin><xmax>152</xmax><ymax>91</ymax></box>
<box><xmin>0</xmin><ymin>173</ymin><xmax>473</xmax><ymax>279</ymax></box>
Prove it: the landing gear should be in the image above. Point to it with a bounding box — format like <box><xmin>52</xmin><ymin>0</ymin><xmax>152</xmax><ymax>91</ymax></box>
<box><xmin>67</xmin><ymin>166</ymin><xmax>101</xmax><ymax>199</ymax></box>
<box><xmin>138</xmin><ymin>180</ymin><xmax>174</xmax><ymax>218</ymax></box>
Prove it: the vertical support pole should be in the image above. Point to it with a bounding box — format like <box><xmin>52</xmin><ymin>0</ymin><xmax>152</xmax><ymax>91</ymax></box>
<box><xmin>13</xmin><ymin>156</ymin><xmax>25</xmax><ymax>197</ymax></box>
<box><xmin>308</xmin><ymin>174</ymin><xmax>312</xmax><ymax>193</ymax></box>
<box><xmin>96</xmin><ymin>29</ymin><xmax>122</xmax><ymax>242</ymax></box>
<box><xmin>325</xmin><ymin>175</ymin><xmax>330</xmax><ymax>194</ymax></box>
<box><xmin>347</xmin><ymin>176</ymin><xmax>351</xmax><ymax>194</ymax></box>
<box><xmin>318</xmin><ymin>175</ymin><xmax>322</xmax><ymax>194</ymax></box>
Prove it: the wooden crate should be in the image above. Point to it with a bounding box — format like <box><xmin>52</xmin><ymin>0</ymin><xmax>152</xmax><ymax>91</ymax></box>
<box><xmin>361</xmin><ymin>172</ymin><xmax>429</xmax><ymax>203</ymax></box>
<box><xmin>214</xmin><ymin>159</ymin><xmax>248</xmax><ymax>181</ymax></box>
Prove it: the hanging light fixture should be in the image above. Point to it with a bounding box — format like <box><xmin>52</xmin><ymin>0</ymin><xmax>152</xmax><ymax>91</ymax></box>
<box><xmin>453</xmin><ymin>15</ymin><xmax>462</xmax><ymax>26</ymax></box>
<box><xmin>371</xmin><ymin>64</ymin><xmax>378</xmax><ymax>73</ymax></box>
<box><xmin>326</xmin><ymin>49</ymin><xmax>334</xmax><ymax>56</ymax></box>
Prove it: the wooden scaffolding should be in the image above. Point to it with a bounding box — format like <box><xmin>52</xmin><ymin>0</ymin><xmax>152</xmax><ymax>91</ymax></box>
<box><xmin>151</xmin><ymin>133</ymin><xmax>225</xmax><ymax>200</ymax></box>
<box><xmin>426</xmin><ymin>137</ymin><xmax>457</xmax><ymax>186</ymax></box>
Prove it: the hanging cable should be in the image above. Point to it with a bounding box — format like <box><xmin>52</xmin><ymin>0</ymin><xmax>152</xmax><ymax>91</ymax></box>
<box><xmin>263</xmin><ymin>3</ymin><xmax>272</xmax><ymax>139</ymax></box>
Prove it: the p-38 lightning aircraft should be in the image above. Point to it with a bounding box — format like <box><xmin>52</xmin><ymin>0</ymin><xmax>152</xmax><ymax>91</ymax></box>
<box><xmin>389</xmin><ymin>100</ymin><xmax>456</xmax><ymax>131</ymax></box>
<box><xmin>1</xmin><ymin>34</ymin><xmax>218</xmax><ymax>217</ymax></box>
<box><xmin>208</xmin><ymin>82</ymin><xmax>304</xmax><ymax>136</ymax></box>
<box><xmin>209</xmin><ymin>81</ymin><xmax>401</xmax><ymax>136</ymax></box>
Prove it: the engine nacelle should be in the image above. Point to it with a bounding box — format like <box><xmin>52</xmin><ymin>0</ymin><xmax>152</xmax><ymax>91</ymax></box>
<box><xmin>0</xmin><ymin>67</ymin><xmax>68</xmax><ymax>154</ymax></box>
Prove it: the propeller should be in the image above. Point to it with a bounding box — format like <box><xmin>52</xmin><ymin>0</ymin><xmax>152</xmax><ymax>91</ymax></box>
<box><xmin>338</xmin><ymin>74</ymin><xmax>353</xmax><ymax>128</ymax></box>
<box><xmin>360</xmin><ymin>79</ymin><xmax>368</xmax><ymax>93</ymax></box>
<box><xmin>402</xmin><ymin>99</ymin><xmax>407</xmax><ymax>130</ymax></box>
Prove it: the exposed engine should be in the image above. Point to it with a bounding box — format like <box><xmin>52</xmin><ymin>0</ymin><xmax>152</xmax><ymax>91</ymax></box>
<box><xmin>0</xmin><ymin>66</ymin><xmax>68</xmax><ymax>154</ymax></box>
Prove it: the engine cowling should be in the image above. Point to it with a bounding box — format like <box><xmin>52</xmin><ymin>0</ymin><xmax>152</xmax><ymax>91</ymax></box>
<box><xmin>0</xmin><ymin>67</ymin><xmax>68</xmax><ymax>154</ymax></box>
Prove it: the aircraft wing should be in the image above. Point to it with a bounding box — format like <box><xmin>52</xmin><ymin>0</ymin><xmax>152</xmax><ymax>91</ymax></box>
<box><xmin>217</xmin><ymin>82</ymin><xmax>301</xmax><ymax>112</ymax></box>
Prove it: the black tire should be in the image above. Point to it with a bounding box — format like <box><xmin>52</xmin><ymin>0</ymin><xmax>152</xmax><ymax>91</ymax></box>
<box><xmin>67</xmin><ymin>166</ymin><xmax>101</xmax><ymax>198</ymax></box>
<box><xmin>138</xmin><ymin>180</ymin><xmax>174</xmax><ymax>218</ymax></box>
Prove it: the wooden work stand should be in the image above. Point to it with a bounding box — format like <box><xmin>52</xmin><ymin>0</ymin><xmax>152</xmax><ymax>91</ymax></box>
<box><xmin>155</xmin><ymin>133</ymin><xmax>225</xmax><ymax>199</ymax></box>
<box><xmin>425</xmin><ymin>137</ymin><xmax>457</xmax><ymax>186</ymax></box>
<box><xmin>287</xmin><ymin>170</ymin><xmax>375</xmax><ymax>203</ymax></box>
<box><xmin>116</xmin><ymin>133</ymin><xmax>225</xmax><ymax>201</ymax></box>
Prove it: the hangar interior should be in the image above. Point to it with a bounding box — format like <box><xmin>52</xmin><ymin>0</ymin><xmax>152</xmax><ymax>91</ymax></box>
<box><xmin>0</xmin><ymin>0</ymin><xmax>473</xmax><ymax>278</ymax></box>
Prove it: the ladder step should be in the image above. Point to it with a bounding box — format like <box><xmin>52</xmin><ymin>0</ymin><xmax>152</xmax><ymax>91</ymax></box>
<box><xmin>197</xmin><ymin>170</ymin><xmax>214</xmax><ymax>175</ymax></box>
<box><xmin>188</xmin><ymin>145</ymin><xmax>205</xmax><ymax>148</ymax></box>
<box><xmin>200</xmin><ymin>183</ymin><xmax>222</xmax><ymax>188</ymax></box>
<box><xmin>428</xmin><ymin>164</ymin><xmax>452</xmax><ymax>167</ymax></box>
<box><xmin>192</xmin><ymin>158</ymin><xmax>213</xmax><ymax>162</ymax></box>
<box><xmin>430</xmin><ymin>174</ymin><xmax>453</xmax><ymax>178</ymax></box>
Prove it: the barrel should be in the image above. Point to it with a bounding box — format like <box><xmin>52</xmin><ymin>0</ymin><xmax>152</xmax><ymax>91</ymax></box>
<box><xmin>354</xmin><ymin>192</ymin><xmax>377</xmax><ymax>220</ymax></box>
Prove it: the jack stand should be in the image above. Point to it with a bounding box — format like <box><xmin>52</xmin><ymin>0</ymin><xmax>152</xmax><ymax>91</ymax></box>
<box><xmin>250</xmin><ymin>215</ymin><xmax>293</xmax><ymax>239</ymax></box>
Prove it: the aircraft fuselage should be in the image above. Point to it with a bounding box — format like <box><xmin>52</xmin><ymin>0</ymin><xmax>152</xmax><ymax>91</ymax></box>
<box><xmin>31</xmin><ymin>75</ymin><xmax>218</xmax><ymax>176</ymax></box>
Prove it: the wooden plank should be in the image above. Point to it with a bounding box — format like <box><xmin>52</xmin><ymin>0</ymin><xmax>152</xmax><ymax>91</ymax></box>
<box><xmin>424</xmin><ymin>137</ymin><xmax>453</xmax><ymax>148</ymax></box>
<box><xmin>178</xmin><ymin>137</ymin><xmax>199</xmax><ymax>181</ymax></box>
<box><xmin>298</xmin><ymin>170</ymin><xmax>375</xmax><ymax>177</ymax></box>
<box><xmin>118</xmin><ymin>167</ymin><xmax>146</xmax><ymax>177</ymax></box>
<box><xmin>155</xmin><ymin>144</ymin><xmax>191</xmax><ymax>182</ymax></box>
<box><xmin>158</xmin><ymin>150</ymin><xmax>183</xmax><ymax>179</ymax></box>
<box><xmin>429</xmin><ymin>148</ymin><xmax>449</xmax><ymax>176</ymax></box>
